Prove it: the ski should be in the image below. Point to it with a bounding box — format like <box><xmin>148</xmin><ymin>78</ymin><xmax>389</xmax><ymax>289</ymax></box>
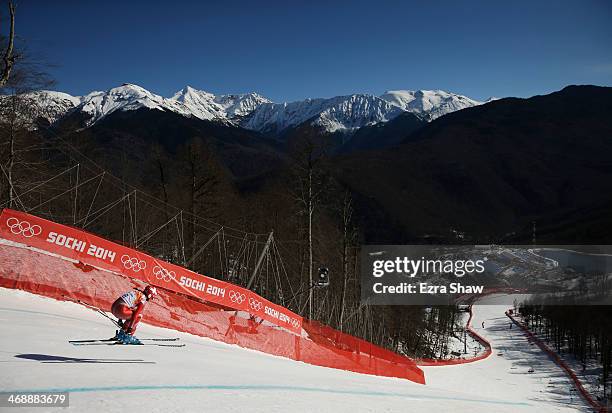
<box><xmin>69</xmin><ymin>337</ymin><xmax>180</xmax><ymax>344</ymax></box>
<box><xmin>69</xmin><ymin>338</ymin><xmax>116</xmax><ymax>343</ymax></box>
<box><xmin>70</xmin><ymin>341</ymin><xmax>185</xmax><ymax>348</ymax></box>
<box><xmin>139</xmin><ymin>337</ymin><xmax>180</xmax><ymax>342</ymax></box>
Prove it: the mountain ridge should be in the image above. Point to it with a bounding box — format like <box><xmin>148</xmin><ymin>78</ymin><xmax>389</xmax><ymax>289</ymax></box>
<box><xmin>12</xmin><ymin>83</ymin><xmax>485</xmax><ymax>134</ymax></box>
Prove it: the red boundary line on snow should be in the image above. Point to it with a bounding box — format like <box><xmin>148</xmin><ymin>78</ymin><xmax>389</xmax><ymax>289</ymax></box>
<box><xmin>416</xmin><ymin>289</ymin><xmax>528</xmax><ymax>366</ymax></box>
<box><xmin>416</xmin><ymin>303</ymin><xmax>492</xmax><ymax>366</ymax></box>
<box><xmin>506</xmin><ymin>311</ymin><xmax>608</xmax><ymax>413</ymax></box>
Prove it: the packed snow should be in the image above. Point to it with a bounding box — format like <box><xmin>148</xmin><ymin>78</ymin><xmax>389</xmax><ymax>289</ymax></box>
<box><xmin>424</xmin><ymin>294</ymin><xmax>592</xmax><ymax>412</ymax></box>
<box><xmin>511</xmin><ymin>311</ymin><xmax>608</xmax><ymax>404</ymax></box>
<box><xmin>0</xmin><ymin>288</ymin><xmax>591</xmax><ymax>412</ymax></box>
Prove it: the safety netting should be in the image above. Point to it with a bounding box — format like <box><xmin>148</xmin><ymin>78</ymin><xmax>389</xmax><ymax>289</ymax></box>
<box><xmin>0</xmin><ymin>208</ymin><xmax>425</xmax><ymax>384</ymax></box>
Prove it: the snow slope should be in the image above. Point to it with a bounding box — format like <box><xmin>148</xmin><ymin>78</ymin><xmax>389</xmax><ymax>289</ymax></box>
<box><xmin>0</xmin><ymin>289</ymin><xmax>590</xmax><ymax>412</ymax></box>
<box><xmin>424</xmin><ymin>294</ymin><xmax>591</xmax><ymax>412</ymax></box>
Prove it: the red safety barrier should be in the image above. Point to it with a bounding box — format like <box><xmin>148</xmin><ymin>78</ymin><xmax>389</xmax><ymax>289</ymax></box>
<box><xmin>0</xmin><ymin>208</ymin><xmax>302</xmax><ymax>334</ymax></box>
<box><xmin>417</xmin><ymin>303</ymin><xmax>492</xmax><ymax>366</ymax></box>
<box><xmin>506</xmin><ymin>311</ymin><xmax>608</xmax><ymax>413</ymax></box>
<box><xmin>418</xmin><ymin>289</ymin><xmax>528</xmax><ymax>366</ymax></box>
<box><xmin>0</xmin><ymin>209</ymin><xmax>425</xmax><ymax>384</ymax></box>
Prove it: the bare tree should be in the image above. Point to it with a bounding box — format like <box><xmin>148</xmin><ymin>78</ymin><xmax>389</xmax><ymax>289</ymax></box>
<box><xmin>175</xmin><ymin>137</ymin><xmax>224</xmax><ymax>265</ymax></box>
<box><xmin>0</xmin><ymin>1</ymin><xmax>16</xmax><ymax>88</ymax></box>
<box><xmin>338</xmin><ymin>190</ymin><xmax>357</xmax><ymax>331</ymax></box>
<box><xmin>288</xmin><ymin>130</ymin><xmax>330</xmax><ymax>319</ymax></box>
<box><xmin>0</xmin><ymin>0</ymin><xmax>54</xmax><ymax>209</ymax></box>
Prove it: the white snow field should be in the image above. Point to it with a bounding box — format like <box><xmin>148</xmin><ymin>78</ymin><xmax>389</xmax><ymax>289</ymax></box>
<box><xmin>0</xmin><ymin>289</ymin><xmax>591</xmax><ymax>413</ymax></box>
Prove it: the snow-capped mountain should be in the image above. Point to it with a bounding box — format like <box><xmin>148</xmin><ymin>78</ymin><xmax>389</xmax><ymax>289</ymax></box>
<box><xmin>243</xmin><ymin>95</ymin><xmax>405</xmax><ymax>134</ymax></box>
<box><xmin>79</xmin><ymin>84</ymin><xmax>196</xmax><ymax>126</ymax></box>
<box><xmin>0</xmin><ymin>90</ymin><xmax>81</xmax><ymax>125</ymax></box>
<box><xmin>8</xmin><ymin>84</ymin><xmax>486</xmax><ymax>134</ymax></box>
<box><xmin>169</xmin><ymin>86</ymin><xmax>225</xmax><ymax>120</ymax></box>
<box><xmin>380</xmin><ymin>90</ymin><xmax>483</xmax><ymax>120</ymax></box>
<box><xmin>163</xmin><ymin>87</ymin><xmax>273</xmax><ymax>121</ymax></box>
<box><xmin>213</xmin><ymin>93</ymin><xmax>272</xmax><ymax>118</ymax></box>
<box><xmin>29</xmin><ymin>91</ymin><xmax>82</xmax><ymax>124</ymax></box>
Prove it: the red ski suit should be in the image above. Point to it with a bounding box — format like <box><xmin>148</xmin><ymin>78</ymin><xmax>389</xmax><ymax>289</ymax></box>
<box><xmin>111</xmin><ymin>290</ymin><xmax>147</xmax><ymax>335</ymax></box>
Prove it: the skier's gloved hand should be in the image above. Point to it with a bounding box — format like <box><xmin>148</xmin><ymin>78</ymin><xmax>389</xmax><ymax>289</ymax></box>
<box><xmin>127</xmin><ymin>303</ymin><xmax>145</xmax><ymax>335</ymax></box>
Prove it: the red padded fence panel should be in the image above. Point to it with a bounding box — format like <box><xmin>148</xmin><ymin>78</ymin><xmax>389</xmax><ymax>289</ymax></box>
<box><xmin>0</xmin><ymin>209</ymin><xmax>425</xmax><ymax>384</ymax></box>
<box><xmin>0</xmin><ymin>208</ymin><xmax>301</xmax><ymax>334</ymax></box>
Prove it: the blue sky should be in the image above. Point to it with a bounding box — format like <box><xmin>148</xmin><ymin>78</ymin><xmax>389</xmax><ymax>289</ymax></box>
<box><xmin>13</xmin><ymin>0</ymin><xmax>612</xmax><ymax>102</ymax></box>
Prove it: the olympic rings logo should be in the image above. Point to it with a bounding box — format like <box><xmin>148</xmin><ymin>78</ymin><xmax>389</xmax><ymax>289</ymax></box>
<box><xmin>248</xmin><ymin>297</ymin><xmax>263</xmax><ymax>311</ymax></box>
<box><xmin>6</xmin><ymin>218</ymin><xmax>42</xmax><ymax>238</ymax></box>
<box><xmin>153</xmin><ymin>265</ymin><xmax>176</xmax><ymax>282</ymax></box>
<box><xmin>229</xmin><ymin>290</ymin><xmax>245</xmax><ymax>304</ymax></box>
<box><xmin>121</xmin><ymin>254</ymin><xmax>147</xmax><ymax>272</ymax></box>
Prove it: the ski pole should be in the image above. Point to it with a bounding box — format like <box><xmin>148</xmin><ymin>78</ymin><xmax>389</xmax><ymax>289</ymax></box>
<box><xmin>62</xmin><ymin>295</ymin><xmax>121</xmax><ymax>328</ymax></box>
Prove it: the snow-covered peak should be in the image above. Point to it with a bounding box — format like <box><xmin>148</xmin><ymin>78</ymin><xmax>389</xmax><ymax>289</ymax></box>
<box><xmin>31</xmin><ymin>90</ymin><xmax>81</xmax><ymax>108</ymax></box>
<box><xmin>78</xmin><ymin>83</ymin><xmax>192</xmax><ymax>125</ymax></box>
<box><xmin>316</xmin><ymin>95</ymin><xmax>404</xmax><ymax>133</ymax></box>
<box><xmin>171</xmin><ymin>85</ymin><xmax>216</xmax><ymax>103</ymax></box>
<box><xmin>214</xmin><ymin>93</ymin><xmax>272</xmax><ymax>118</ymax></box>
<box><xmin>170</xmin><ymin>86</ymin><xmax>224</xmax><ymax>120</ymax></box>
<box><xmin>380</xmin><ymin>90</ymin><xmax>483</xmax><ymax>120</ymax></box>
<box><xmin>242</xmin><ymin>94</ymin><xmax>404</xmax><ymax>134</ymax></box>
<box><xmin>73</xmin><ymin>84</ymin><xmax>273</xmax><ymax>126</ymax></box>
<box><xmin>169</xmin><ymin>87</ymin><xmax>272</xmax><ymax>121</ymax></box>
<box><xmin>27</xmin><ymin>90</ymin><xmax>81</xmax><ymax>124</ymax></box>
<box><xmin>0</xmin><ymin>90</ymin><xmax>81</xmax><ymax>125</ymax></box>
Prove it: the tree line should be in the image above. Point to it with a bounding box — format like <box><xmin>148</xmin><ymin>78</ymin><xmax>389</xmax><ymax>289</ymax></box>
<box><xmin>520</xmin><ymin>304</ymin><xmax>612</xmax><ymax>401</ymax></box>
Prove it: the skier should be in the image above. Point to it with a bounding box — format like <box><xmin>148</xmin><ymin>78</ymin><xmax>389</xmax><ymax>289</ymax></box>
<box><xmin>111</xmin><ymin>285</ymin><xmax>158</xmax><ymax>344</ymax></box>
<box><xmin>481</xmin><ymin>321</ymin><xmax>485</xmax><ymax>328</ymax></box>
